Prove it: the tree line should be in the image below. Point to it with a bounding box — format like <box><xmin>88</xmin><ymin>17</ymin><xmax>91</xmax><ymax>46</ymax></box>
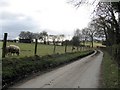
<box><xmin>92</xmin><ymin>2</ymin><xmax>120</xmax><ymax>66</ymax></box>
<box><xmin>70</xmin><ymin>0</ymin><xmax>120</xmax><ymax>66</ymax></box>
<box><xmin>19</xmin><ymin>31</ymin><xmax>65</xmax><ymax>45</ymax></box>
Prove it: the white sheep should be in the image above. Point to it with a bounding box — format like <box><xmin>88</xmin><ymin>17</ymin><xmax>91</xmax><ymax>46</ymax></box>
<box><xmin>5</xmin><ymin>46</ymin><xmax>10</xmax><ymax>55</ymax></box>
<box><xmin>6</xmin><ymin>45</ymin><xmax>20</xmax><ymax>56</ymax></box>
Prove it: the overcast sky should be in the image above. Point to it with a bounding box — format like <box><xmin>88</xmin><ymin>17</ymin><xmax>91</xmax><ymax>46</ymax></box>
<box><xmin>0</xmin><ymin>0</ymin><xmax>99</xmax><ymax>39</ymax></box>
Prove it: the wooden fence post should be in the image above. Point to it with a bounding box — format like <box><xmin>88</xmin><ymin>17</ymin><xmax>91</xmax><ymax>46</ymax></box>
<box><xmin>2</xmin><ymin>33</ymin><xmax>7</xmax><ymax>58</ymax></box>
<box><xmin>65</xmin><ymin>40</ymin><xmax>67</xmax><ymax>53</ymax></box>
<box><xmin>53</xmin><ymin>41</ymin><xmax>56</xmax><ymax>54</ymax></box>
<box><xmin>34</xmin><ymin>39</ymin><xmax>38</xmax><ymax>55</ymax></box>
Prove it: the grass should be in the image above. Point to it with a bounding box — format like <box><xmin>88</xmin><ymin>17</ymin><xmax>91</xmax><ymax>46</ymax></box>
<box><xmin>0</xmin><ymin>41</ymin><xmax>101</xmax><ymax>58</ymax></box>
<box><xmin>2</xmin><ymin>50</ymin><xmax>94</xmax><ymax>89</ymax></box>
<box><xmin>5</xmin><ymin>42</ymin><xmax>79</xmax><ymax>57</ymax></box>
<box><xmin>1</xmin><ymin>42</ymin><xmax>91</xmax><ymax>58</ymax></box>
<box><xmin>101</xmin><ymin>51</ymin><xmax>119</xmax><ymax>88</ymax></box>
<box><xmin>83</xmin><ymin>41</ymin><xmax>105</xmax><ymax>48</ymax></box>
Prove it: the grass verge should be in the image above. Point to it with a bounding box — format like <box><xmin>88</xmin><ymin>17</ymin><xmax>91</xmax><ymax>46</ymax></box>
<box><xmin>101</xmin><ymin>50</ymin><xmax>119</xmax><ymax>88</ymax></box>
<box><xmin>2</xmin><ymin>50</ymin><xmax>94</xmax><ymax>89</ymax></box>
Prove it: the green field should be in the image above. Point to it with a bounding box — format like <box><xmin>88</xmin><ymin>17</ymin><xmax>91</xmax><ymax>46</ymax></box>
<box><xmin>83</xmin><ymin>41</ymin><xmax>105</xmax><ymax>47</ymax></box>
<box><xmin>1</xmin><ymin>42</ymin><xmax>90</xmax><ymax>58</ymax></box>
<box><xmin>1</xmin><ymin>41</ymin><xmax>104</xmax><ymax>58</ymax></box>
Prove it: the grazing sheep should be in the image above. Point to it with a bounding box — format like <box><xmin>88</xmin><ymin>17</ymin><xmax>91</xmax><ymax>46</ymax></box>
<box><xmin>5</xmin><ymin>46</ymin><xmax>10</xmax><ymax>55</ymax></box>
<box><xmin>6</xmin><ymin>45</ymin><xmax>20</xmax><ymax>56</ymax></box>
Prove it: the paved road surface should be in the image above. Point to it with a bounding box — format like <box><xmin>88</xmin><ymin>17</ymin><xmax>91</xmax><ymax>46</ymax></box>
<box><xmin>11</xmin><ymin>50</ymin><xmax>103</xmax><ymax>88</ymax></box>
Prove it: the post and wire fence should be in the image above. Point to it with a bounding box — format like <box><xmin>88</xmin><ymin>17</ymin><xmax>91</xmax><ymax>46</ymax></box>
<box><xmin>2</xmin><ymin>33</ymin><xmax>38</xmax><ymax>58</ymax></box>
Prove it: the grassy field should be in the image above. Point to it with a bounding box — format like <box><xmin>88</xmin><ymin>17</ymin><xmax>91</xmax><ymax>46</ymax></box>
<box><xmin>101</xmin><ymin>51</ymin><xmax>119</xmax><ymax>88</ymax></box>
<box><xmin>0</xmin><ymin>41</ymin><xmax>103</xmax><ymax>57</ymax></box>
<box><xmin>84</xmin><ymin>41</ymin><xmax>105</xmax><ymax>48</ymax></box>
<box><xmin>0</xmin><ymin>42</ymin><xmax>91</xmax><ymax>57</ymax></box>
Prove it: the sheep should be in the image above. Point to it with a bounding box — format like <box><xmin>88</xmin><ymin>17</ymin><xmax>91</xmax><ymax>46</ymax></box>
<box><xmin>5</xmin><ymin>46</ymin><xmax>11</xmax><ymax>55</ymax></box>
<box><xmin>9</xmin><ymin>45</ymin><xmax>20</xmax><ymax>56</ymax></box>
<box><xmin>5</xmin><ymin>45</ymin><xmax>20</xmax><ymax>56</ymax></box>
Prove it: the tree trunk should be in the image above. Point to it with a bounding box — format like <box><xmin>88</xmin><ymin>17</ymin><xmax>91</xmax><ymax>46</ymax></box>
<box><xmin>118</xmin><ymin>12</ymin><xmax>120</xmax><ymax>44</ymax></box>
<box><xmin>44</xmin><ymin>39</ymin><xmax>46</xmax><ymax>44</ymax></box>
<box><xmin>110</xmin><ymin>8</ymin><xmax>120</xmax><ymax>44</ymax></box>
<box><xmin>91</xmin><ymin>35</ymin><xmax>93</xmax><ymax>48</ymax></box>
<box><xmin>61</xmin><ymin>40</ymin><xmax>63</xmax><ymax>46</ymax></box>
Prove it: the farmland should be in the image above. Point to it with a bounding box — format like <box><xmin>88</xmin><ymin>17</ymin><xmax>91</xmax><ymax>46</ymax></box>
<box><xmin>0</xmin><ymin>40</ymin><xmax>106</xmax><ymax>58</ymax></box>
<box><xmin>0</xmin><ymin>41</ymin><xmax>104</xmax><ymax>58</ymax></box>
<box><xmin>1</xmin><ymin>42</ymin><xmax>91</xmax><ymax>58</ymax></box>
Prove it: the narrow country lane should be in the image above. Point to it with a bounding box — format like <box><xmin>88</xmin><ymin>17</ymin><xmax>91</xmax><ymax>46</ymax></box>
<box><xmin>10</xmin><ymin>50</ymin><xmax>103</xmax><ymax>88</ymax></box>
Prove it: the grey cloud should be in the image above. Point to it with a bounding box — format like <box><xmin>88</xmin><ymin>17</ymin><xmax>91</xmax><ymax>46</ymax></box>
<box><xmin>1</xmin><ymin>12</ymin><xmax>40</xmax><ymax>39</ymax></box>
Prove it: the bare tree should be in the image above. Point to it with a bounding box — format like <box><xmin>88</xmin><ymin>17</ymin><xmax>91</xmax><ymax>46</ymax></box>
<box><xmin>88</xmin><ymin>22</ymin><xmax>97</xmax><ymax>47</ymax></box>
<box><xmin>82</xmin><ymin>28</ymin><xmax>90</xmax><ymax>45</ymax></box>
<box><xmin>93</xmin><ymin>2</ymin><xmax>120</xmax><ymax>45</ymax></box>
